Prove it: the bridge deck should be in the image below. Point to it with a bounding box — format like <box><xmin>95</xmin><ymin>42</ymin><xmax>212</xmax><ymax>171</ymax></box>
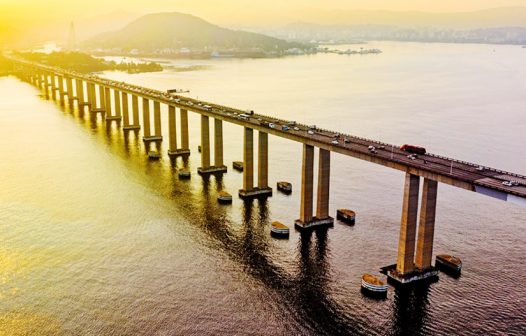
<box><xmin>11</xmin><ymin>57</ymin><xmax>526</xmax><ymax>205</ymax></box>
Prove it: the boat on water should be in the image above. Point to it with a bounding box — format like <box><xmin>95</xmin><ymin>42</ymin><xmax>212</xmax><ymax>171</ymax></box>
<box><xmin>277</xmin><ymin>181</ymin><xmax>292</xmax><ymax>193</ymax></box>
<box><xmin>178</xmin><ymin>169</ymin><xmax>191</xmax><ymax>179</ymax></box>
<box><xmin>337</xmin><ymin>209</ymin><xmax>356</xmax><ymax>224</ymax></box>
<box><xmin>361</xmin><ymin>273</ymin><xmax>388</xmax><ymax>296</ymax></box>
<box><xmin>233</xmin><ymin>161</ymin><xmax>244</xmax><ymax>172</ymax></box>
<box><xmin>218</xmin><ymin>191</ymin><xmax>233</xmax><ymax>204</ymax></box>
<box><xmin>148</xmin><ymin>150</ymin><xmax>161</xmax><ymax>160</ymax></box>
<box><xmin>270</xmin><ymin>221</ymin><xmax>290</xmax><ymax>238</ymax></box>
<box><xmin>436</xmin><ymin>254</ymin><xmax>462</xmax><ymax>273</ymax></box>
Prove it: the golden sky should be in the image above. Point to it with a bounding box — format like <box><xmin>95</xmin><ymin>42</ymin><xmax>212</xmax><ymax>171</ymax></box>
<box><xmin>2</xmin><ymin>0</ymin><xmax>526</xmax><ymax>22</ymax></box>
<box><xmin>1</xmin><ymin>0</ymin><xmax>526</xmax><ymax>46</ymax></box>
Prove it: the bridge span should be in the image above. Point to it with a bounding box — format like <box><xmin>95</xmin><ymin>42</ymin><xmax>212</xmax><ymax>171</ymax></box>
<box><xmin>9</xmin><ymin>56</ymin><xmax>526</xmax><ymax>285</ymax></box>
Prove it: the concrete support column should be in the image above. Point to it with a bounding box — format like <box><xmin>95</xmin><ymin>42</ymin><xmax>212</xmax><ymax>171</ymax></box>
<box><xmin>142</xmin><ymin>98</ymin><xmax>151</xmax><ymax>138</ymax></box>
<box><xmin>299</xmin><ymin>144</ymin><xmax>314</xmax><ymax>223</ymax></box>
<box><xmin>104</xmin><ymin>87</ymin><xmax>112</xmax><ymax>115</ymax></box>
<box><xmin>114</xmin><ymin>90</ymin><xmax>122</xmax><ymax>118</ymax></box>
<box><xmin>132</xmin><ymin>95</ymin><xmax>140</xmax><ymax>127</ymax></box>
<box><xmin>316</xmin><ymin>148</ymin><xmax>331</xmax><ymax>219</ymax></box>
<box><xmin>415</xmin><ymin>179</ymin><xmax>438</xmax><ymax>270</ymax></box>
<box><xmin>58</xmin><ymin>76</ymin><xmax>64</xmax><ymax>104</ymax></box>
<box><xmin>258</xmin><ymin>131</ymin><xmax>268</xmax><ymax>188</ymax></box>
<box><xmin>44</xmin><ymin>74</ymin><xmax>50</xmax><ymax>99</ymax></box>
<box><xmin>90</xmin><ymin>84</ymin><xmax>97</xmax><ymax>111</ymax></box>
<box><xmin>180</xmin><ymin>109</ymin><xmax>189</xmax><ymax>150</ymax></box>
<box><xmin>122</xmin><ymin>92</ymin><xmax>130</xmax><ymax>126</ymax></box>
<box><xmin>153</xmin><ymin>101</ymin><xmax>161</xmax><ymax>137</ymax></box>
<box><xmin>76</xmin><ymin>79</ymin><xmax>85</xmax><ymax>105</ymax></box>
<box><xmin>214</xmin><ymin>119</ymin><xmax>223</xmax><ymax>167</ymax></box>
<box><xmin>87</xmin><ymin>83</ymin><xmax>95</xmax><ymax>108</ymax></box>
<box><xmin>66</xmin><ymin>77</ymin><xmax>74</xmax><ymax>102</ymax></box>
<box><xmin>243</xmin><ymin>127</ymin><xmax>254</xmax><ymax>190</ymax></box>
<box><xmin>58</xmin><ymin>75</ymin><xmax>64</xmax><ymax>94</ymax></box>
<box><xmin>168</xmin><ymin>106</ymin><xmax>178</xmax><ymax>152</ymax></box>
<box><xmin>105</xmin><ymin>88</ymin><xmax>121</xmax><ymax>121</ymax></box>
<box><xmin>52</xmin><ymin>75</ymin><xmax>58</xmax><ymax>100</ymax></box>
<box><xmin>396</xmin><ymin>173</ymin><xmax>421</xmax><ymax>275</ymax></box>
<box><xmin>200</xmin><ymin>115</ymin><xmax>211</xmax><ymax>169</ymax></box>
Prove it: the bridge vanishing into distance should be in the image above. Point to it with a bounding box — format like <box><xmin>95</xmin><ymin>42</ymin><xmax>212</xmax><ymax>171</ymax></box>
<box><xmin>8</xmin><ymin>55</ymin><xmax>526</xmax><ymax>285</ymax></box>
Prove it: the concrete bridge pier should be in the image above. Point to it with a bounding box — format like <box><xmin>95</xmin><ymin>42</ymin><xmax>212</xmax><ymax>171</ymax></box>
<box><xmin>76</xmin><ymin>80</ymin><xmax>87</xmax><ymax>108</ymax></box>
<box><xmin>86</xmin><ymin>83</ymin><xmax>93</xmax><ymax>110</ymax></box>
<box><xmin>106</xmin><ymin>89</ymin><xmax>122</xmax><ymax>121</ymax></box>
<box><xmin>415</xmin><ymin>179</ymin><xmax>438</xmax><ymax>270</ymax></box>
<box><xmin>49</xmin><ymin>73</ymin><xmax>57</xmax><ymax>100</ymax></box>
<box><xmin>316</xmin><ymin>149</ymin><xmax>334</xmax><ymax>223</ymax></box>
<box><xmin>57</xmin><ymin>75</ymin><xmax>65</xmax><ymax>104</ymax></box>
<box><xmin>239</xmin><ymin>128</ymin><xmax>272</xmax><ymax>199</ymax></box>
<box><xmin>89</xmin><ymin>85</ymin><xmax>104</xmax><ymax>114</ymax></box>
<box><xmin>143</xmin><ymin>100</ymin><xmax>161</xmax><ymax>141</ymax></box>
<box><xmin>43</xmin><ymin>73</ymin><xmax>51</xmax><ymax>99</ymax></box>
<box><xmin>295</xmin><ymin>146</ymin><xmax>334</xmax><ymax>230</ymax></box>
<box><xmin>152</xmin><ymin>101</ymin><xmax>162</xmax><ymax>139</ymax></box>
<box><xmin>66</xmin><ymin>77</ymin><xmax>75</xmax><ymax>104</ymax></box>
<box><xmin>198</xmin><ymin>115</ymin><xmax>211</xmax><ymax>174</ymax></box>
<box><xmin>167</xmin><ymin>106</ymin><xmax>190</xmax><ymax>156</ymax></box>
<box><xmin>53</xmin><ymin>75</ymin><xmax>60</xmax><ymax>101</ymax></box>
<box><xmin>100</xmin><ymin>87</ymin><xmax>110</xmax><ymax>116</ymax></box>
<box><xmin>43</xmin><ymin>74</ymin><xmax>49</xmax><ymax>92</ymax></box>
<box><xmin>294</xmin><ymin>144</ymin><xmax>334</xmax><ymax>230</ymax></box>
<box><xmin>197</xmin><ymin>115</ymin><xmax>226</xmax><ymax>174</ymax></box>
<box><xmin>385</xmin><ymin>174</ymin><xmax>439</xmax><ymax>285</ymax></box>
<box><xmin>123</xmin><ymin>95</ymin><xmax>140</xmax><ymax>130</ymax></box>
<box><xmin>86</xmin><ymin>83</ymin><xmax>96</xmax><ymax>110</ymax></box>
<box><xmin>257</xmin><ymin>131</ymin><xmax>269</xmax><ymax>189</ymax></box>
<box><xmin>121</xmin><ymin>92</ymin><xmax>130</xmax><ymax>127</ymax></box>
<box><xmin>142</xmin><ymin>98</ymin><xmax>153</xmax><ymax>141</ymax></box>
<box><xmin>180</xmin><ymin>109</ymin><xmax>190</xmax><ymax>154</ymax></box>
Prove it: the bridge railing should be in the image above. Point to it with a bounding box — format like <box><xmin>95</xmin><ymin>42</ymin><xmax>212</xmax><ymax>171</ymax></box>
<box><xmin>13</xmin><ymin>57</ymin><xmax>526</xmax><ymax>181</ymax></box>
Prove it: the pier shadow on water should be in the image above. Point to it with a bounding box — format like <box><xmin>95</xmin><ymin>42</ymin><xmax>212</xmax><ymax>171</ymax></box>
<box><xmin>389</xmin><ymin>283</ymin><xmax>432</xmax><ymax>336</ymax></box>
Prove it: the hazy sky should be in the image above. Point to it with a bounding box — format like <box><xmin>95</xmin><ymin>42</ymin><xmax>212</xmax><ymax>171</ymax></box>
<box><xmin>3</xmin><ymin>0</ymin><xmax>526</xmax><ymax>24</ymax></box>
<box><xmin>2</xmin><ymin>0</ymin><xmax>526</xmax><ymax>46</ymax></box>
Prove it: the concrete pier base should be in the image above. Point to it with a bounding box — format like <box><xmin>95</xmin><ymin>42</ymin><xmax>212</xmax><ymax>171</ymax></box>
<box><xmin>123</xmin><ymin>124</ymin><xmax>141</xmax><ymax>130</ymax></box>
<box><xmin>382</xmin><ymin>264</ymin><xmax>439</xmax><ymax>286</ymax></box>
<box><xmin>238</xmin><ymin>187</ymin><xmax>273</xmax><ymax>199</ymax></box>
<box><xmin>143</xmin><ymin>135</ymin><xmax>163</xmax><ymax>142</ymax></box>
<box><xmin>197</xmin><ymin>165</ymin><xmax>228</xmax><ymax>175</ymax></box>
<box><xmin>168</xmin><ymin>149</ymin><xmax>191</xmax><ymax>156</ymax></box>
<box><xmin>294</xmin><ymin>216</ymin><xmax>334</xmax><ymax>231</ymax></box>
<box><xmin>106</xmin><ymin>116</ymin><xmax>122</xmax><ymax>121</ymax></box>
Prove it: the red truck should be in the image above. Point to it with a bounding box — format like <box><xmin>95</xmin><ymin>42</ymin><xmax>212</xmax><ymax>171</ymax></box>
<box><xmin>400</xmin><ymin>144</ymin><xmax>426</xmax><ymax>155</ymax></box>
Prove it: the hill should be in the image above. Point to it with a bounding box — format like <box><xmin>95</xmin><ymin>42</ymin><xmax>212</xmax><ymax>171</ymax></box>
<box><xmin>84</xmin><ymin>12</ymin><xmax>305</xmax><ymax>54</ymax></box>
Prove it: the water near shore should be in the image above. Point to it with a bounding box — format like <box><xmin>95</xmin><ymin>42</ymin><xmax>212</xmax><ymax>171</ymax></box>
<box><xmin>1</xmin><ymin>42</ymin><xmax>525</xmax><ymax>335</ymax></box>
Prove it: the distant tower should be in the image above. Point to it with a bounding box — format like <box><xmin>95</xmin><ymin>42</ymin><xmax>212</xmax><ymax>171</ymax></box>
<box><xmin>67</xmin><ymin>21</ymin><xmax>76</xmax><ymax>51</ymax></box>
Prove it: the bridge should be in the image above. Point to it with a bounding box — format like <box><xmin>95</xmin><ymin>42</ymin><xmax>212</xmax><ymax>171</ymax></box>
<box><xmin>8</xmin><ymin>55</ymin><xmax>526</xmax><ymax>285</ymax></box>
